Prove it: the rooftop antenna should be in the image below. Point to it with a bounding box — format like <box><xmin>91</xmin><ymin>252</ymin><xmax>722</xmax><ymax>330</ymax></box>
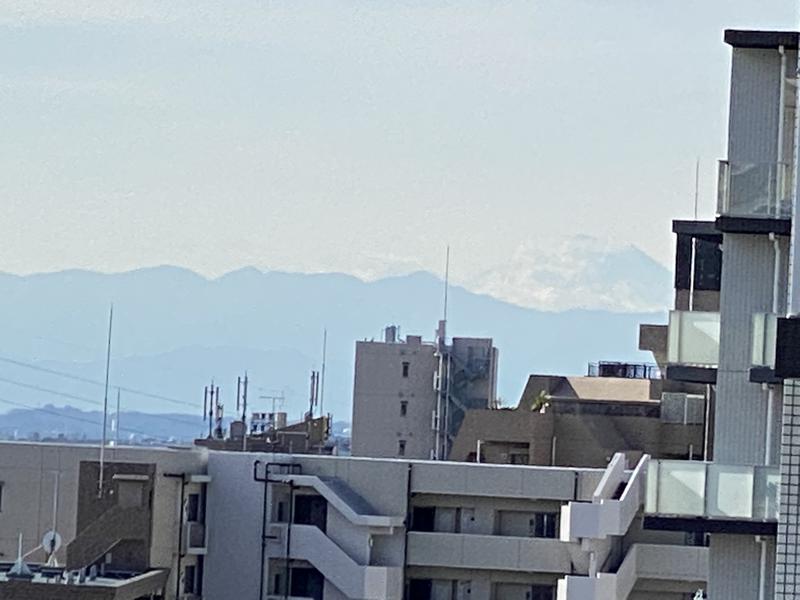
<box><xmin>320</xmin><ymin>329</ymin><xmax>327</xmax><ymax>416</ymax></box>
<box><xmin>241</xmin><ymin>372</ymin><xmax>248</xmax><ymax>451</ymax></box>
<box><xmin>689</xmin><ymin>159</ymin><xmax>700</xmax><ymax>310</ymax></box>
<box><xmin>693</xmin><ymin>157</ymin><xmax>700</xmax><ymax>220</ymax></box>
<box><xmin>443</xmin><ymin>245</ymin><xmax>450</xmax><ymax>323</ymax></box>
<box><xmin>44</xmin><ymin>472</ymin><xmax>62</xmax><ymax>567</ymax></box>
<box><xmin>98</xmin><ymin>303</ymin><xmax>113</xmax><ymax>499</ymax></box>
<box><xmin>8</xmin><ymin>533</ymin><xmax>33</xmax><ymax>579</ymax></box>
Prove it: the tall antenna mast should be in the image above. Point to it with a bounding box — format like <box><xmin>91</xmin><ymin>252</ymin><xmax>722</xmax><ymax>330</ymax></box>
<box><xmin>320</xmin><ymin>329</ymin><xmax>327</xmax><ymax>416</ymax></box>
<box><xmin>98</xmin><ymin>304</ymin><xmax>113</xmax><ymax>498</ymax></box>
<box><xmin>114</xmin><ymin>387</ymin><xmax>121</xmax><ymax>455</ymax></box>
<box><xmin>694</xmin><ymin>157</ymin><xmax>700</xmax><ymax>220</ymax></box>
<box><xmin>443</xmin><ymin>245</ymin><xmax>450</xmax><ymax>323</ymax></box>
<box><xmin>689</xmin><ymin>159</ymin><xmax>700</xmax><ymax>310</ymax></box>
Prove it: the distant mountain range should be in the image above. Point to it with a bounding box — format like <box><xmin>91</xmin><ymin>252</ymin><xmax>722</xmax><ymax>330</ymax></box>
<box><xmin>464</xmin><ymin>236</ymin><xmax>672</xmax><ymax>313</ymax></box>
<box><xmin>0</xmin><ymin>265</ymin><xmax>666</xmax><ymax>437</ymax></box>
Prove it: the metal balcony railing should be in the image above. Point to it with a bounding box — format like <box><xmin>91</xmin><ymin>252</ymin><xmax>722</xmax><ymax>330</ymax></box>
<box><xmin>667</xmin><ymin>310</ymin><xmax>720</xmax><ymax>367</ymax></box>
<box><xmin>645</xmin><ymin>460</ymin><xmax>779</xmax><ymax>521</ymax></box>
<box><xmin>717</xmin><ymin>160</ymin><xmax>793</xmax><ymax>219</ymax></box>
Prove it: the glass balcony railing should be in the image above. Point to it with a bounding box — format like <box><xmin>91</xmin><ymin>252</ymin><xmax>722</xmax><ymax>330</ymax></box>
<box><xmin>666</xmin><ymin>310</ymin><xmax>720</xmax><ymax>367</ymax></box>
<box><xmin>645</xmin><ymin>460</ymin><xmax>779</xmax><ymax>521</ymax></box>
<box><xmin>717</xmin><ymin>160</ymin><xmax>793</xmax><ymax>219</ymax></box>
<box><xmin>752</xmin><ymin>312</ymin><xmax>778</xmax><ymax>368</ymax></box>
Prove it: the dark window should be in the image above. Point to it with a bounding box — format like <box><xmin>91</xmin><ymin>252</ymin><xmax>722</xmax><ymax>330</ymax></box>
<box><xmin>294</xmin><ymin>495</ymin><xmax>328</xmax><ymax>532</ymax></box>
<box><xmin>529</xmin><ymin>584</ymin><xmax>555</xmax><ymax>600</ymax></box>
<box><xmin>184</xmin><ymin>565</ymin><xmax>196</xmax><ymax>594</ymax></box>
<box><xmin>291</xmin><ymin>567</ymin><xmax>324</xmax><ymax>600</ymax></box>
<box><xmin>402</xmin><ymin>362</ymin><xmax>410</xmax><ymax>377</ymax></box>
<box><xmin>0</xmin><ymin>482</ymin><xmax>4</xmax><ymax>512</ymax></box>
<box><xmin>408</xmin><ymin>579</ymin><xmax>432</xmax><ymax>600</ymax></box>
<box><xmin>411</xmin><ymin>506</ymin><xmax>436</xmax><ymax>532</ymax></box>
<box><xmin>530</xmin><ymin>512</ymin><xmax>559</xmax><ymax>538</ymax></box>
<box><xmin>196</xmin><ymin>556</ymin><xmax>204</xmax><ymax>595</ymax></box>
<box><xmin>400</xmin><ymin>401</ymin><xmax>408</xmax><ymax>416</ymax></box>
<box><xmin>186</xmin><ymin>493</ymin><xmax>200</xmax><ymax>522</ymax></box>
<box><xmin>398</xmin><ymin>440</ymin><xmax>406</xmax><ymax>456</ymax></box>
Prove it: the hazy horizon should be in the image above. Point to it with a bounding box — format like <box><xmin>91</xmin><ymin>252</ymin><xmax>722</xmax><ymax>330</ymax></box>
<box><xmin>2</xmin><ymin>1</ymin><xmax>797</xmax><ymax>286</ymax></box>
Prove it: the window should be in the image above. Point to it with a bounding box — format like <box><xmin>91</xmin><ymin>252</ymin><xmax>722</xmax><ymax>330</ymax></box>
<box><xmin>184</xmin><ymin>565</ymin><xmax>196</xmax><ymax>594</ymax></box>
<box><xmin>398</xmin><ymin>440</ymin><xmax>406</xmax><ymax>456</ymax></box>
<box><xmin>530</xmin><ymin>512</ymin><xmax>559</xmax><ymax>538</ymax></box>
<box><xmin>0</xmin><ymin>482</ymin><xmax>4</xmax><ymax>512</ymax></box>
<box><xmin>186</xmin><ymin>493</ymin><xmax>200</xmax><ymax>522</ymax></box>
<box><xmin>529</xmin><ymin>584</ymin><xmax>555</xmax><ymax>600</ymax></box>
<box><xmin>402</xmin><ymin>361</ymin><xmax>410</xmax><ymax>377</ymax></box>
<box><xmin>410</xmin><ymin>506</ymin><xmax>436</xmax><ymax>532</ymax></box>
<box><xmin>400</xmin><ymin>401</ymin><xmax>408</xmax><ymax>416</ymax></box>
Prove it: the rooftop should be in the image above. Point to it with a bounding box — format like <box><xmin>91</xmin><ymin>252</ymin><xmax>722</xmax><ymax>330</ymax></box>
<box><xmin>724</xmin><ymin>29</ymin><xmax>799</xmax><ymax>49</ymax></box>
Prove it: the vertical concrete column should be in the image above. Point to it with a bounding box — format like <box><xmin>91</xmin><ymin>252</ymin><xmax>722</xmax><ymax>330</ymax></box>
<box><xmin>776</xmin><ymin>379</ymin><xmax>800</xmax><ymax>597</ymax></box>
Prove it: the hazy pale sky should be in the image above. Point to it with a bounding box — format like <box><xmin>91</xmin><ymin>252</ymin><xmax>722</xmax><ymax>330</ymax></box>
<box><xmin>1</xmin><ymin>1</ymin><xmax>796</xmax><ymax>283</ymax></box>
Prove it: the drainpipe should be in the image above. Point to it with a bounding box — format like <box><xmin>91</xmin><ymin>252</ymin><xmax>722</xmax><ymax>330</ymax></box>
<box><xmin>164</xmin><ymin>473</ymin><xmax>186</xmax><ymax>600</ymax></box>
<box><xmin>765</xmin><ymin>45</ymin><xmax>787</xmax><ymax>465</ymax></box>
<box><xmin>757</xmin><ymin>535</ymin><xmax>769</xmax><ymax>600</ymax></box>
<box><xmin>402</xmin><ymin>463</ymin><xmax>412</xmax><ymax>600</ymax></box>
<box><xmin>286</xmin><ymin>482</ymin><xmax>294</xmax><ymax>599</ymax></box>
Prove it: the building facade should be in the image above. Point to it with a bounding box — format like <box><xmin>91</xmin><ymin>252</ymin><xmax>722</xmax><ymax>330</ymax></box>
<box><xmin>0</xmin><ymin>441</ymin><xmax>209</xmax><ymax>599</ymax></box>
<box><xmin>203</xmin><ymin>450</ymin><xmax>705</xmax><ymax>600</ymax></box>
<box><xmin>351</xmin><ymin>324</ymin><xmax>499</xmax><ymax>460</ymax></box>
<box><xmin>633</xmin><ymin>29</ymin><xmax>800</xmax><ymax>600</ymax></box>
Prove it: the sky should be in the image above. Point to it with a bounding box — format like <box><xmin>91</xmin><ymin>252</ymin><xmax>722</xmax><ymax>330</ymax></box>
<box><xmin>1</xmin><ymin>1</ymin><xmax>797</xmax><ymax>285</ymax></box>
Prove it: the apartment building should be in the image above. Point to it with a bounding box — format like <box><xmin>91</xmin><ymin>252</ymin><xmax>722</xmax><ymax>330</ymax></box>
<box><xmin>203</xmin><ymin>450</ymin><xmax>705</xmax><ymax>600</ymax></box>
<box><xmin>351</xmin><ymin>323</ymin><xmax>499</xmax><ymax>460</ymax></box>
<box><xmin>621</xmin><ymin>29</ymin><xmax>800</xmax><ymax>600</ymax></box>
<box><xmin>449</xmin><ymin>371</ymin><xmax>704</xmax><ymax>468</ymax></box>
<box><xmin>0</xmin><ymin>441</ymin><xmax>209</xmax><ymax>599</ymax></box>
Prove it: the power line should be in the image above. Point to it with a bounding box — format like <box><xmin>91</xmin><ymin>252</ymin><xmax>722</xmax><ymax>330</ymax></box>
<box><xmin>0</xmin><ymin>354</ymin><xmax>198</xmax><ymax>408</ymax></box>
<box><xmin>0</xmin><ymin>374</ymin><xmax>201</xmax><ymax>429</ymax></box>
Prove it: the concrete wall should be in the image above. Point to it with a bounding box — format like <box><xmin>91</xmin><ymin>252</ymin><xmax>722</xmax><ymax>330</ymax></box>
<box><xmin>351</xmin><ymin>339</ymin><xmax>438</xmax><ymax>459</ymax></box>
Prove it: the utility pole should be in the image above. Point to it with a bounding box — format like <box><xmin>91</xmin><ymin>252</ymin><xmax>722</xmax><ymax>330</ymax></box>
<box><xmin>241</xmin><ymin>373</ymin><xmax>248</xmax><ymax>451</ymax></box>
<box><xmin>98</xmin><ymin>304</ymin><xmax>113</xmax><ymax>498</ymax></box>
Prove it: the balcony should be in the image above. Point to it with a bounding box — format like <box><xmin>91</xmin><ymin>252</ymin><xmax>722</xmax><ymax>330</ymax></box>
<box><xmin>557</xmin><ymin>543</ymin><xmax>708</xmax><ymax>600</ymax></box>
<box><xmin>717</xmin><ymin>161</ymin><xmax>793</xmax><ymax>233</ymax></box>
<box><xmin>665</xmin><ymin>311</ymin><xmax>719</xmax><ymax>383</ymax></box>
<box><xmin>406</xmin><ymin>531</ymin><xmax>573</xmax><ymax>573</ymax></box>
<box><xmin>644</xmin><ymin>460</ymin><xmax>778</xmax><ymax>533</ymax></box>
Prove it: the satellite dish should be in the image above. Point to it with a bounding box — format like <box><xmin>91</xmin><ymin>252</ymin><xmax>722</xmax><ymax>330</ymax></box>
<box><xmin>42</xmin><ymin>530</ymin><xmax>62</xmax><ymax>554</ymax></box>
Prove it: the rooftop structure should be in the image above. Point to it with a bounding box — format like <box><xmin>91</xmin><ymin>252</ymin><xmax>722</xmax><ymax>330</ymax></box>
<box><xmin>449</xmin><ymin>374</ymin><xmax>703</xmax><ymax>468</ymax></box>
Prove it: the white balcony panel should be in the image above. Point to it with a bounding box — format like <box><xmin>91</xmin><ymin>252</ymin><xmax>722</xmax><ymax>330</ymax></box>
<box><xmin>667</xmin><ymin>311</ymin><xmax>720</xmax><ymax>366</ymax></box>
<box><xmin>751</xmin><ymin>312</ymin><xmax>778</xmax><ymax>367</ymax></box>
<box><xmin>407</xmin><ymin>531</ymin><xmax>573</xmax><ymax>573</ymax></box>
<box><xmin>646</xmin><ymin>460</ymin><xmax>779</xmax><ymax>521</ymax></box>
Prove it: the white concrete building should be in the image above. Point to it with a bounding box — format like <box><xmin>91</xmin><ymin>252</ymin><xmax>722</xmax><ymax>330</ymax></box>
<box><xmin>351</xmin><ymin>324</ymin><xmax>499</xmax><ymax>461</ymax></box>
<box><xmin>203</xmin><ymin>450</ymin><xmax>706</xmax><ymax>600</ymax></box>
<box><xmin>626</xmin><ymin>29</ymin><xmax>800</xmax><ymax>600</ymax></box>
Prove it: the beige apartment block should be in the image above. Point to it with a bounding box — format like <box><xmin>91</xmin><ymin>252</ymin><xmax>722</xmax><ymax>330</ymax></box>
<box><xmin>0</xmin><ymin>441</ymin><xmax>208</xmax><ymax>600</ymax></box>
